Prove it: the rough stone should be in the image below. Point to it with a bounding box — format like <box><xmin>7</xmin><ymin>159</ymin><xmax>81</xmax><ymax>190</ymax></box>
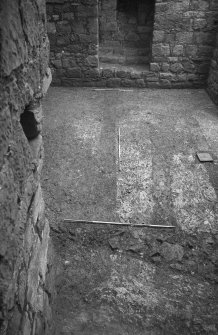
<box><xmin>0</xmin><ymin>0</ymin><xmax>52</xmax><ymax>334</ymax></box>
<box><xmin>150</xmin><ymin>63</ymin><xmax>160</xmax><ymax>72</ymax></box>
<box><xmin>160</xmin><ymin>243</ymin><xmax>184</xmax><ymax>262</ymax></box>
<box><xmin>107</xmin><ymin>78</ymin><xmax>121</xmax><ymax>88</ymax></box>
<box><xmin>86</xmin><ymin>55</ymin><xmax>98</xmax><ymax>67</ymax></box>
<box><xmin>171</xmin><ymin>63</ymin><xmax>184</xmax><ymax>73</ymax></box>
<box><xmin>136</xmin><ymin>79</ymin><xmax>146</xmax><ymax>88</ymax></box>
<box><xmin>101</xmin><ymin>69</ymin><xmax>114</xmax><ymax>78</ymax></box>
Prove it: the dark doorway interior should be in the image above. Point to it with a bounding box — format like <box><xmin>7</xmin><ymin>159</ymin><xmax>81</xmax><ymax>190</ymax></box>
<box><xmin>99</xmin><ymin>0</ymin><xmax>155</xmax><ymax>67</ymax></box>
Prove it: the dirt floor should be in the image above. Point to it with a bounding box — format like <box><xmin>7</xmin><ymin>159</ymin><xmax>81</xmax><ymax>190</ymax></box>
<box><xmin>42</xmin><ymin>88</ymin><xmax>218</xmax><ymax>335</ymax></box>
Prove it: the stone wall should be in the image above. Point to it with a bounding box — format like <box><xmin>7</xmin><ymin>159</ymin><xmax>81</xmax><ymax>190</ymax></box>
<box><xmin>207</xmin><ymin>29</ymin><xmax>218</xmax><ymax>104</ymax></box>
<box><xmin>0</xmin><ymin>0</ymin><xmax>52</xmax><ymax>334</ymax></box>
<box><xmin>151</xmin><ymin>0</ymin><xmax>218</xmax><ymax>88</ymax></box>
<box><xmin>99</xmin><ymin>0</ymin><xmax>155</xmax><ymax>65</ymax></box>
<box><xmin>46</xmin><ymin>0</ymin><xmax>99</xmax><ymax>86</ymax></box>
<box><xmin>47</xmin><ymin>0</ymin><xmax>218</xmax><ymax>88</ymax></box>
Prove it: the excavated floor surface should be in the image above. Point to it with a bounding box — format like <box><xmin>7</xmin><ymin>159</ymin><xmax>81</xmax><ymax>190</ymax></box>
<box><xmin>42</xmin><ymin>88</ymin><xmax>218</xmax><ymax>335</ymax></box>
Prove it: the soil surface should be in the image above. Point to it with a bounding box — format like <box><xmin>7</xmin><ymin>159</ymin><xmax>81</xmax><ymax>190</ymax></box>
<box><xmin>42</xmin><ymin>88</ymin><xmax>218</xmax><ymax>335</ymax></box>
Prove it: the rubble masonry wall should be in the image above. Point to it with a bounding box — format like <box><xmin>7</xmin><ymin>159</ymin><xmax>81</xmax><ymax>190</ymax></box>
<box><xmin>47</xmin><ymin>0</ymin><xmax>218</xmax><ymax>88</ymax></box>
<box><xmin>0</xmin><ymin>0</ymin><xmax>52</xmax><ymax>334</ymax></box>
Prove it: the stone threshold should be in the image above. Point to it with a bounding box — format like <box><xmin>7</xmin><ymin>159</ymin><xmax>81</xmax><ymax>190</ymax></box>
<box><xmin>99</xmin><ymin>62</ymin><xmax>150</xmax><ymax>79</ymax></box>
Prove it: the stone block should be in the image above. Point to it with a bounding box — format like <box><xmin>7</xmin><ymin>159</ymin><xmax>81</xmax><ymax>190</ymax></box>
<box><xmin>147</xmin><ymin>82</ymin><xmax>161</xmax><ymax>88</ymax></box>
<box><xmin>152</xmin><ymin>44</ymin><xmax>170</xmax><ymax>57</ymax></box>
<box><xmin>136</xmin><ymin>79</ymin><xmax>146</xmax><ymax>88</ymax></box>
<box><xmin>197</xmin><ymin>62</ymin><xmax>210</xmax><ymax>74</ymax></box>
<box><xmin>176</xmin><ymin>32</ymin><xmax>194</xmax><ymax>44</ymax></box>
<box><xmin>116</xmin><ymin>71</ymin><xmax>128</xmax><ymax>78</ymax></box>
<box><xmin>86</xmin><ymin>55</ymin><xmax>98</xmax><ymax>67</ymax></box>
<box><xmin>150</xmin><ymin>63</ymin><xmax>160</xmax><ymax>72</ymax></box>
<box><xmin>51</xmin><ymin>59</ymin><xmax>62</xmax><ymax>69</ymax></box>
<box><xmin>172</xmin><ymin>45</ymin><xmax>184</xmax><ymax>56</ymax></box>
<box><xmin>22</xmin><ymin>313</ymin><xmax>31</xmax><ymax>335</ymax></box>
<box><xmin>62</xmin><ymin>12</ymin><xmax>74</xmax><ymax>21</ymax></box>
<box><xmin>182</xmin><ymin>61</ymin><xmax>195</xmax><ymax>72</ymax></box>
<box><xmin>187</xmin><ymin>73</ymin><xmax>198</xmax><ymax>81</ymax></box>
<box><xmin>29</xmin><ymin>135</ymin><xmax>43</xmax><ymax>162</ymax></box>
<box><xmin>198</xmin><ymin>46</ymin><xmax>214</xmax><ymax>57</ymax></box>
<box><xmin>94</xmin><ymin>80</ymin><xmax>107</xmax><ymax>87</ymax></box>
<box><xmin>62</xmin><ymin>58</ymin><xmax>77</xmax><ymax>68</ymax></box>
<box><xmin>155</xmin><ymin>2</ymin><xmax>169</xmax><ymax>12</ymax></box>
<box><xmin>42</xmin><ymin>68</ymin><xmax>52</xmax><ymax>96</ymax></box>
<box><xmin>47</xmin><ymin>22</ymin><xmax>56</xmax><ymax>34</ymax></box>
<box><xmin>171</xmin><ymin>1</ymin><xmax>189</xmax><ymax>12</ymax></box>
<box><xmin>31</xmin><ymin>184</ymin><xmax>45</xmax><ymax>226</ymax></box>
<box><xmin>177</xmin><ymin>73</ymin><xmax>187</xmax><ymax>81</ymax></box>
<box><xmin>104</xmin><ymin>22</ymin><xmax>117</xmax><ymax>32</ymax></box>
<box><xmin>193</xmin><ymin>18</ymin><xmax>207</xmax><ymax>30</ymax></box>
<box><xmin>106</xmin><ymin>78</ymin><xmax>121</xmax><ymax>88</ymax></box>
<box><xmin>168</xmin><ymin>57</ymin><xmax>179</xmax><ymax>63</ymax></box>
<box><xmin>39</xmin><ymin>219</ymin><xmax>50</xmax><ymax>280</ymax></box>
<box><xmin>160</xmin><ymin>79</ymin><xmax>172</xmax><ymax>87</ymax></box>
<box><xmin>170</xmin><ymin>63</ymin><xmax>184</xmax><ymax>73</ymax></box>
<box><xmin>84</xmin><ymin>68</ymin><xmax>100</xmax><ymax>79</ymax></box>
<box><xmin>130</xmin><ymin>72</ymin><xmax>141</xmax><ymax>79</ymax></box>
<box><xmin>18</xmin><ymin>269</ymin><xmax>27</xmax><ymax>309</ymax></box>
<box><xmin>72</xmin><ymin>22</ymin><xmax>87</xmax><ymax>34</ymax></box>
<box><xmin>160</xmin><ymin>242</ymin><xmax>184</xmax><ymax>261</ymax></box>
<box><xmin>162</xmin><ymin>62</ymin><xmax>170</xmax><ymax>72</ymax></box>
<box><xmin>160</xmin><ymin>72</ymin><xmax>174</xmax><ymax>80</ymax></box>
<box><xmin>210</xmin><ymin>0</ymin><xmax>218</xmax><ymax>10</ymax></box>
<box><xmin>121</xmin><ymin>79</ymin><xmax>135</xmax><ymax>87</ymax></box>
<box><xmin>153</xmin><ymin>30</ymin><xmax>165</xmax><ymax>43</ymax></box>
<box><xmin>195</xmin><ymin>32</ymin><xmax>215</xmax><ymax>46</ymax></box>
<box><xmin>185</xmin><ymin>45</ymin><xmax>198</xmax><ymax>57</ymax></box>
<box><xmin>0</xmin><ymin>0</ymin><xmax>27</xmax><ymax>75</ymax></box>
<box><xmin>78</xmin><ymin>4</ymin><xmax>98</xmax><ymax>18</ymax></box>
<box><xmin>184</xmin><ymin>10</ymin><xmax>204</xmax><ymax>18</ymax></box>
<box><xmin>66</xmin><ymin>68</ymin><xmax>82</xmax><ymax>78</ymax></box>
<box><xmin>165</xmin><ymin>33</ymin><xmax>176</xmax><ymax>44</ymax></box>
<box><xmin>101</xmin><ymin>69</ymin><xmax>114</xmax><ymax>78</ymax></box>
<box><xmin>79</xmin><ymin>33</ymin><xmax>93</xmax><ymax>44</ymax></box>
<box><xmin>0</xmin><ymin>106</ymin><xmax>12</xmax><ymax>167</ymax></box>
<box><xmin>57</xmin><ymin>36</ymin><xmax>70</xmax><ymax>46</ymax></box>
<box><xmin>198</xmin><ymin>0</ymin><xmax>209</xmax><ymax>10</ymax></box>
<box><xmin>56</xmin><ymin>21</ymin><xmax>71</xmax><ymax>34</ymax></box>
<box><xmin>6</xmin><ymin>305</ymin><xmax>22</xmax><ymax>335</ymax></box>
<box><xmin>87</xmin><ymin>18</ymin><xmax>98</xmax><ymax>34</ymax></box>
<box><xmin>52</xmin><ymin>15</ymin><xmax>59</xmax><ymax>21</ymax></box>
<box><xmin>125</xmin><ymin>32</ymin><xmax>140</xmax><ymax>42</ymax></box>
<box><xmin>146</xmin><ymin>76</ymin><xmax>159</xmax><ymax>82</ymax></box>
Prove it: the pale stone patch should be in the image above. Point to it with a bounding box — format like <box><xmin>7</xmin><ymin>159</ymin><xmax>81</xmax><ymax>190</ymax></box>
<box><xmin>73</xmin><ymin>118</ymin><xmax>102</xmax><ymax>155</ymax></box>
<box><xmin>116</xmin><ymin>123</ymin><xmax>154</xmax><ymax>223</ymax></box>
<box><xmin>171</xmin><ymin>153</ymin><xmax>217</xmax><ymax>233</ymax></box>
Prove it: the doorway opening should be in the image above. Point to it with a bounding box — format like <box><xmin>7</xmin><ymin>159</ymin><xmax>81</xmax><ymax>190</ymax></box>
<box><xmin>98</xmin><ymin>0</ymin><xmax>155</xmax><ymax>71</ymax></box>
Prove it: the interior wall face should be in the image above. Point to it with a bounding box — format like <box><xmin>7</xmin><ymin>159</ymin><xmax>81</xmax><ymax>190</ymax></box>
<box><xmin>99</xmin><ymin>0</ymin><xmax>155</xmax><ymax>65</ymax></box>
<box><xmin>46</xmin><ymin>0</ymin><xmax>99</xmax><ymax>86</ymax></box>
<box><xmin>0</xmin><ymin>0</ymin><xmax>52</xmax><ymax>334</ymax></box>
<box><xmin>207</xmin><ymin>30</ymin><xmax>218</xmax><ymax>104</ymax></box>
<box><xmin>151</xmin><ymin>0</ymin><xmax>218</xmax><ymax>87</ymax></box>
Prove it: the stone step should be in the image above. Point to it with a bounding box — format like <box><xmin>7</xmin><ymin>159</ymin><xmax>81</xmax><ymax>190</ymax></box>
<box><xmin>125</xmin><ymin>55</ymin><xmax>150</xmax><ymax>65</ymax></box>
<box><xmin>124</xmin><ymin>47</ymin><xmax>150</xmax><ymax>57</ymax></box>
<box><xmin>99</xmin><ymin>55</ymin><xmax>126</xmax><ymax>65</ymax></box>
